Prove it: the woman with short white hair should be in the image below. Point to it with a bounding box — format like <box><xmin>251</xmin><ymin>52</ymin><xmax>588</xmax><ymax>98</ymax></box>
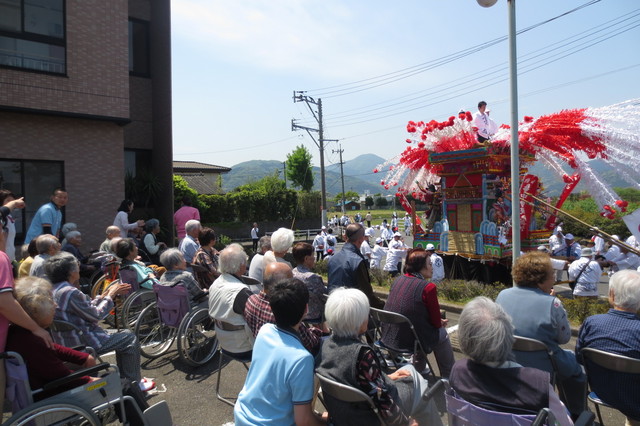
<box><xmin>263</xmin><ymin>228</ymin><xmax>294</xmax><ymax>267</ymax></box>
<box><xmin>450</xmin><ymin>297</ymin><xmax>571</xmax><ymax>425</ymax></box>
<box><xmin>317</xmin><ymin>288</ymin><xmax>442</xmax><ymax>426</ymax></box>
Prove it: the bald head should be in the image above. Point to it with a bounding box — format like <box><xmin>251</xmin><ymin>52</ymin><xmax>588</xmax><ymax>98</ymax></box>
<box><xmin>263</xmin><ymin>262</ymin><xmax>293</xmax><ymax>294</ymax></box>
<box><xmin>345</xmin><ymin>223</ymin><xmax>365</xmax><ymax>245</ymax></box>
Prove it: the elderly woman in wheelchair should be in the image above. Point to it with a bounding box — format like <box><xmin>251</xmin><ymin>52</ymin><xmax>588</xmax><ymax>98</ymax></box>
<box><xmin>317</xmin><ymin>288</ymin><xmax>442</xmax><ymax>426</ymax></box>
<box><xmin>159</xmin><ymin>248</ymin><xmax>208</xmax><ymax>309</ymax></box>
<box><xmin>44</xmin><ymin>252</ymin><xmax>154</xmax><ymax>392</ymax></box>
<box><xmin>7</xmin><ymin>276</ymin><xmax>97</xmax><ymax>398</ymax></box>
<box><xmin>3</xmin><ymin>276</ymin><xmax>173</xmax><ymax>426</ymax></box>
<box><xmin>116</xmin><ymin>238</ymin><xmax>161</xmax><ymax>289</ymax></box>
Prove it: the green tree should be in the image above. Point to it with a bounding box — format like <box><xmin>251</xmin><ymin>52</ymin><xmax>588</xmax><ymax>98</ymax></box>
<box><xmin>365</xmin><ymin>196</ymin><xmax>374</xmax><ymax>208</ymax></box>
<box><xmin>375</xmin><ymin>196</ymin><xmax>389</xmax><ymax>207</ymax></box>
<box><xmin>333</xmin><ymin>191</ymin><xmax>360</xmax><ymax>204</ymax></box>
<box><xmin>286</xmin><ymin>145</ymin><xmax>314</xmax><ymax>191</ymax></box>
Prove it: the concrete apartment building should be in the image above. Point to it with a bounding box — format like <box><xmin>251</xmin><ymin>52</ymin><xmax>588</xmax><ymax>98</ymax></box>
<box><xmin>0</xmin><ymin>0</ymin><xmax>173</xmax><ymax>250</ymax></box>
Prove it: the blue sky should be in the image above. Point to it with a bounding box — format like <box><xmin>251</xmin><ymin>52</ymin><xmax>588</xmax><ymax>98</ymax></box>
<box><xmin>171</xmin><ymin>0</ymin><xmax>640</xmax><ymax>172</ymax></box>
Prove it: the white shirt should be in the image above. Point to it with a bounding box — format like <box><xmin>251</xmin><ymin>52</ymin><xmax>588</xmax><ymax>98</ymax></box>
<box><xmin>250</xmin><ymin>227</ymin><xmax>259</xmax><ymax>239</ymax></box>
<box><xmin>384</xmin><ymin>240</ymin><xmax>407</xmax><ymax>272</ymax></box>
<box><xmin>324</xmin><ymin>234</ymin><xmax>337</xmax><ymax>253</ymax></box>
<box><xmin>430</xmin><ymin>252</ymin><xmax>445</xmax><ymax>283</ymax></box>
<box><xmin>604</xmin><ymin>244</ymin><xmax>621</xmax><ymax>261</ymax></box>
<box><xmin>549</xmin><ymin>234</ymin><xmax>565</xmax><ymax>255</ymax></box>
<box><xmin>611</xmin><ymin>252</ymin><xmax>640</xmax><ymax>271</ymax></box>
<box><xmin>370</xmin><ymin>245</ymin><xmax>387</xmax><ymax>269</ymax></box>
<box><xmin>113</xmin><ymin>211</ymin><xmax>138</xmax><ymax>238</ymax></box>
<box><xmin>360</xmin><ymin>240</ymin><xmax>372</xmax><ymax>260</ymax></box>
<box><xmin>381</xmin><ymin>227</ymin><xmax>394</xmax><ymax>241</ymax></box>
<box><xmin>569</xmin><ymin>257</ymin><xmax>602</xmax><ymax>297</ymax></box>
<box><xmin>473</xmin><ymin>111</ymin><xmax>491</xmax><ymax>139</ymax></box>
<box><xmin>312</xmin><ymin>234</ymin><xmax>325</xmax><ymax>251</ymax></box>
<box><xmin>593</xmin><ymin>235</ymin><xmax>605</xmax><ymax>255</ymax></box>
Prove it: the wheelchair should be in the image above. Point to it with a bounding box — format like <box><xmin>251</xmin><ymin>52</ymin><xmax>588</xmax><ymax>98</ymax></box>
<box><xmin>90</xmin><ymin>261</ymin><xmax>156</xmax><ymax>331</ymax></box>
<box><xmin>133</xmin><ymin>282</ymin><xmax>217</xmax><ymax>367</ymax></box>
<box><xmin>2</xmin><ymin>351</ymin><xmax>173</xmax><ymax>426</ymax></box>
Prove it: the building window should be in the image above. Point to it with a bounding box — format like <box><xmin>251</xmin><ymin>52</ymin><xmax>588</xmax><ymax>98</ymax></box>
<box><xmin>128</xmin><ymin>19</ymin><xmax>149</xmax><ymax>76</ymax></box>
<box><xmin>0</xmin><ymin>0</ymin><xmax>66</xmax><ymax>74</ymax></box>
<box><xmin>0</xmin><ymin>159</ymin><xmax>64</xmax><ymax>242</ymax></box>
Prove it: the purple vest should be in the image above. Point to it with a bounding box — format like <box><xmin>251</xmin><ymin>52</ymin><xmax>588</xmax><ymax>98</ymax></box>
<box><xmin>449</xmin><ymin>359</ymin><xmax>550</xmax><ymax>414</ymax></box>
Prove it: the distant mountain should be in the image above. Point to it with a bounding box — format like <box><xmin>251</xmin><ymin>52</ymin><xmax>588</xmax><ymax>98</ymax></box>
<box><xmin>222</xmin><ymin>154</ymin><xmax>391</xmax><ymax>196</ymax></box>
<box><xmin>530</xmin><ymin>159</ymin><xmax>631</xmax><ymax>197</ymax></box>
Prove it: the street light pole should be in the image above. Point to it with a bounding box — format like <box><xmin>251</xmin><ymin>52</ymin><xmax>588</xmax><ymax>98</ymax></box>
<box><xmin>507</xmin><ymin>0</ymin><xmax>521</xmax><ymax>267</ymax></box>
<box><xmin>477</xmin><ymin>0</ymin><xmax>520</xmax><ymax>267</ymax></box>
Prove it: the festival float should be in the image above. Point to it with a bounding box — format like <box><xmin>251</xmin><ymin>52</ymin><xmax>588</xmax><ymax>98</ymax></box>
<box><xmin>375</xmin><ymin>99</ymin><xmax>640</xmax><ymax>283</ymax></box>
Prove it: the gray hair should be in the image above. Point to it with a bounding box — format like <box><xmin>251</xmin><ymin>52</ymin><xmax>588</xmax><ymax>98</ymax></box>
<box><xmin>65</xmin><ymin>230</ymin><xmax>81</xmax><ymax>240</ymax></box>
<box><xmin>324</xmin><ymin>288</ymin><xmax>370</xmax><ymax>338</ymax></box>
<box><xmin>14</xmin><ymin>276</ymin><xmax>55</xmax><ymax>324</ymax></box>
<box><xmin>257</xmin><ymin>236</ymin><xmax>272</xmax><ymax>254</ymax></box>
<box><xmin>160</xmin><ymin>248</ymin><xmax>185</xmax><ymax>271</ymax></box>
<box><xmin>145</xmin><ymin>218</ymin><xmax>160</xmax><ymax>233</ymax></box>
<box><xmin>458</xmin><ymin>296</ymin><xmax>514</xmax><ymax>365</ymax></box>
<box><xmin>61</xmin><ymin>222</ymin><xmax>77</xmax><ymax>237</ymax></box>
<box><xmin>36</xmin><ymin>235</ymin><xmax>59</xmax><ymax>254</ymax></box>
<box><xmin>185</xmin><ymin>220</ymin><xmax>201</xmax><ymax>235</ymax></box>
<box><xmin>44</xmin><ymin>252</ymin><xmax>79</xmax><ymax>284</ymax></box>
<box><xmin>609</xmin><ymin>270</ymin><xmax>640</xmax><ymax>312</ymax></box>
<box><xmin>270</xmin><ymin>228</ymin><xmax>294</xmax><ymax>253</ymax></box>
<box><xmin>219</xmin><ymin>243</ymin><xmax>248</xmax><ymax>275</ymax></box>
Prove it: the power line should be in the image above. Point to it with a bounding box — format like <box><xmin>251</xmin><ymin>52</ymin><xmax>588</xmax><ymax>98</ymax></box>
<box><xmin>305</xmin><ymin>0</ymin><xmax>601</xmax><ymax>98</ymax></box>
<box><xmin>307</xmin><ymin>8</ymin><xmax>640</xmax><ymax>125</ymax></box>
<box><xmin>321</xmin><ymin>17</ymin><xmax>640</xmax><ymax>127</ymax></box>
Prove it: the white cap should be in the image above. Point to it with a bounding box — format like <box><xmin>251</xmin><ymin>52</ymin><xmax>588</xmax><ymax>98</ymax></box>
<box><xmin>426</xmin><ymin>243</ymin><xmax>435</xmax><ymax>251</ymax></box>
<box><xmin>581</xmin><ymin>247</ymin><xmax>594</xmax><ymax>257</ymax></box>
<box><xmin>394</xmin><ymin>232</ymin><xmax>402</xmax><ymax>237</ymax></box>
<box><xmin>365</xmin><ymin>228</ymin><xmax>374</xmax><ymax>237</ymax></box>
<box><xmin>375</xmin><ymin>237</ymin><xmax>383</xmax><ymax>244</ymax></box>
<box><xmin>321</xmin><ymin>226</ymin><xmax>326</xmax><ymax>230</ymax></box>
<box><xmin>565</xmin><ymin>233</ymin><xmax>574</xmax><ymax>240</ymax></box>
<box><xmin>537</xmin><ymin>245</ymin><xmax>549</xmax><ymax>253</ymax></box>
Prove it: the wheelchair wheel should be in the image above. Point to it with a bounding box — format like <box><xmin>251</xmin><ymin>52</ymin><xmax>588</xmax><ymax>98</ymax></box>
<box><xmin>90</xmin><ymin>275</ymin><xmax>108</xmax><ymax>299</ymax></box>
<box><xmin>4</xmin><ymin>398</ymin><xmax>100</xmax><ymax>426</ymax></box>
<box><xmin>120</xmin><ymin>288</ymin><xmax>155</xmax><ymax>330</ymax></box>
<box><xmin>177</xmin><ymin>307</ymin><xmax>218</xmax><ymax>367</ymax></box>
<box><xmin>134</xmin><ymin>302</ymin><xmax>176</xmax><ymax>359</ymax></box>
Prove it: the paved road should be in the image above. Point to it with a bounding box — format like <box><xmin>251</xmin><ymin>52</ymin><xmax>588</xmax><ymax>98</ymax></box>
<box><xmin>97</xmin><ymin>300</ymin><xmax>624</xmax><ymax>426</ymax></box>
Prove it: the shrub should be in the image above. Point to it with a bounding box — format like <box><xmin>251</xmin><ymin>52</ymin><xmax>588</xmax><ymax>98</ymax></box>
<box><xmin>437</xmin><ymin>279</ymin><xmax>508</xmax><ymax>303</ymax></box>
<box><xmin>214</xmin><ymin>234</ymin><xmax>232</xmax><ymax>251</ymax></box>
<box><xmin>370</xmin><ymin>268</ymin><xmax>393</xmax><ymax>287</ymax></box>
<box><xmin>560</xmin><ymin>296</ymin><xmax>609</xmax><ymax>324</ymax></box>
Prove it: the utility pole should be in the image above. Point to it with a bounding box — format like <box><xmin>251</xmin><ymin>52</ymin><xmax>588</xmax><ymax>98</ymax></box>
<box><xmin>282</xmin><ymin>161</ymin><xmax>286</xmax><ymax>188</ymax></box>
<box><xmin>291</xmin><ymin>91</ymin><xmax>333</xmax><ymax>226</ymax></box>
<box><xmin>333</xmin><ymin>145</ymin><xmax>346</xmax><ymax>214</ymax></box>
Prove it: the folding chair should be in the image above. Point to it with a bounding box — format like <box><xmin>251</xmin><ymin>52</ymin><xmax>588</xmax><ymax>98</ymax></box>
<box><xmin>512</xmin><ymin>336</ymin><xmax>561</xmax><ymax>387</ymax></box>
<box><xmin>440</xmin><ymin>378</ymin><xmax>594</xmax><ymax>426</ymax></box>
<box><xmin>316</xmin><ymin>373</ymin><xmax>388</xmax><ymax>426</ymax></box>
<box><xmin>580</xmin><ymin>347</ymin><xmax>640</xmax><ymax>426</ymax></box>
<box><xmin>369</xmin><ymin>307</ymin><xmax>436</xmax><ymax>380</ymax></box>
<box><xmin>215</xmin><ymin>347</ymin><xmax>251</xmax><ymax>407</ymax></box>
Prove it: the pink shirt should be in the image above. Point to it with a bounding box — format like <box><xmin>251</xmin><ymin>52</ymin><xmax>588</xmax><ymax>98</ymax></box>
<box><xmin>173</xmin><ymin>206</ymin><xmax>200</xmax><ymax>239</ymax></box>
<box><xmin>0</xmin><ymin>251</ymin><xmax>15</xmax><ymax>351</ymax></box>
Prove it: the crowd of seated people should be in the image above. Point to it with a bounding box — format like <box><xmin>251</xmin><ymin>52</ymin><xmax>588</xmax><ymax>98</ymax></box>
<box><xmin>5</xmin><ymin>198</ymin><xmax>640</xmax><ymax>426</ymax></box>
